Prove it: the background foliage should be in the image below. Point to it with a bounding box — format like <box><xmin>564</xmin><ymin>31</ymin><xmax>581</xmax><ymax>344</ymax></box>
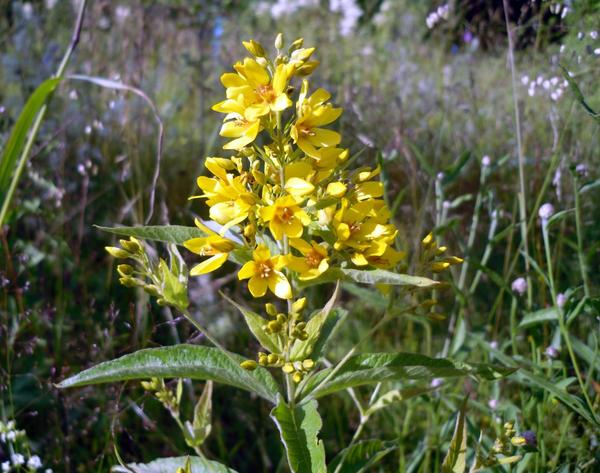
<box><xmin>1</xmin><ymin>0</ymin><xmax>599</xmax><ymax>471</ymax></box>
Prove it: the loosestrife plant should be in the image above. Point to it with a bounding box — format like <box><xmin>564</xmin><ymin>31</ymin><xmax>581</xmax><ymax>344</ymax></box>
<box><xmin>59</xmin><ymin>36</ymin><xmax>517</xmax><ymax>472</ymax></box>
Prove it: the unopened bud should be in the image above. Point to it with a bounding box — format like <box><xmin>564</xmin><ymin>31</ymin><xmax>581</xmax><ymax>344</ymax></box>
<box><xmin>422</xmin><ymin>233</ymin><xmax>434</xmax><ymax>249</ymax></box>
<box><xmin>292</xmin><ymin>297</ymin><xmax>307</xmax><ymax>313</ymax></box>
<box><xmin>265</xmin><ymin>303</ymin><xmax>277</xmax><ymax>316</ymax></box>
<box><xmin>105</xmin><ymin>246</ymin><xmax>130</xmax><ymax>259</ymax></box>
<box><xmin>296</xmin><ymin>60</ymin><xmax>319</xmax><ymax>76</ymax></box>
<box><xmin>276</xmin><ymin>314</ymin><xmax>287</xmax><ymax>325</ymax></box>
<box><xmin>242</xmin><ymin>39</ymin><xmax>266</xmax><ymax>57</ymax></box>
<box><xmin>120</xmin><ymin>238</ymin><xmax>142</xmax><ymax>254</ymax></box>
<box><xmin>436</xmin><ymin>246</ymin><xmax>447</xmax><ymax>255</ymax></box>
<box><xmin>119</xmin><ymin>277</ymin><xmax>137</xmax><ymax>288</ymax></box>
<box><xmin>267</xmin><ymin>353</ymin><xmax>279</xmax><ymax>365</ymax></box>
<box><xmin>430</xmin><ymin>262</ymin><xmax>450</xmax><ymax>273</ymax></box>
<box><xmin>292</xmin><ymin>371</ymin><xmax>303</xmax><ymax>383</ymax></box>
<box><xmin>240</xmin><ymin>360</ymin><xmax>258</xmax><ymax>371</ymax></box>
<box><xmin>302</xmin><ymin>359</ymin><xmax>315</xmax><ymax>370</ymax></box>
<box><xmin>267</xmin><ymin>320</ymin><xmax>282</xmax><ymax>333</ymax></box>
<box><xmin>274</xmin><ymin>33</ymin><xmax>283</xmax><ymax>50</ymax></box>
<box><xmin>282</xmin><ymin>363</ymin><xmax>294</xmax><ymax>374</ymax></box>
<box><xmin>117</xmin><ymin>264</ymin><xmax>134</xmax><ymax>277</ymax></box>
<box><xmin>144</xmin><ymin>284</ymin><xmax>161</xmax><ymax>297</ymax></box>
<box><xmin>288</xmin><ymin>37</ymin><xmax>304</xmax><ymax>52</ymax></box>
<box><xmin>258</xmin><ymin>353</ymin><xmax>268</xmax><ymax>365</ymax></box>
<box><xmin>156</xmin><ymin>298</ymin><xmax>168</xmax><ymax>306</ymax></box>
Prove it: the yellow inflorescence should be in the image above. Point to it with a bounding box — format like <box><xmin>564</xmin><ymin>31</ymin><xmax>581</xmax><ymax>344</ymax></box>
<box><xmin>185</xmin><ymin>35</ymin><xmax>406</xmax><ymax>301</ymax></box>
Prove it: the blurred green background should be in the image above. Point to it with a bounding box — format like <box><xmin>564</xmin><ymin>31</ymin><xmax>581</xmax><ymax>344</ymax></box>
<box><xmin>1</xmin><ymin>0</ymin><xmax>599</xmax><ymax>471</ymax></box>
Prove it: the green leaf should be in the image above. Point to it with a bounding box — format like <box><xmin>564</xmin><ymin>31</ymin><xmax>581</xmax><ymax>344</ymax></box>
<box><xmin>475</xmin><ymin>339</ymin><xmax>600</xmax><ymax>427</ymax></box>
<box><xmin>158</xmin><ymin>258</ymin><xmax>189</xmax><ymax>311</ymax></box>
<box><xmin>364</xmin><ymin>387</ymin><xmax>434</xmax><ymax>417</ymax></box>
<box><xmin>290</xmin><ymin>283</ymin><xmax>339</xmax><ymax>361</ymax></box>
<box><xmin>340</xmin><ymin>268</ymin><xmax>438</xmax><ymax>287</ymax></box>
<box><xmin>96</xmin><ymin>225</ymin><xmax>208</xmax><ymax>245</ymax></box>
<box><xmin>221</xmin><ymin>294</ymin><xmax>283</xmax><ymax>354</ymax></box>
<box><xmin>327</xmin><ymin>439</ymin><xmax>397</xmax><ymax>473</ymax></box>
<box><xmin>184</xmin><ymin>381</ymin><xmax>213</xmax><ymax>448</ymax></box>
<box><xmin>441</xmin><ymin>399</ymin><xmax>468</xmax><ymax>473</ymax></box>
<box><xmin>0</xmin><ymin>77</ymin><xmax>61</xmax><ymax>201</ymax></box>
<box><xmin>58</xmin><ymin>345</ymin><xmax>280</xmax><ymax>404</ymax></box>
<box><xmin>271</xmin><ymin>396</ymin><xmax>326</xmax><ymax>473</ymax></box>
<box><xmin>300</xmin><ymin>353</ymin><xmax>516</xmax><ymax>400</ymax></box>
<box><xmin>518</xmin><ymin>307</ymin><xmax>558</xmax><ymax>329</ymax></box>
<box><xmin>442</xmin><ymin>151</ymin><xmax>472</xmax><ymax>185</ymax></box>
<box><xmin>111</xmin><ymin>456</ymin><xmax>236</xmax><ymax>473</ymax></box>
<box><xmin>559</xmin><ymin>64</ymin><xmax>600</xmax><ymax>123</ymax></box>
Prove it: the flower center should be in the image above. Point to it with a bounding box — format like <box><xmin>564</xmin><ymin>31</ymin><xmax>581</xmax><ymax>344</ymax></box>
<box><xmin>278</xmin><ymin>207</ymin><xmax>295</xmax><ymax>224</ymax></box>
<box><xmin>257</xmin><ymin>84</ymin><xmax>276</xmax><ymax>103</ymax></box>
<box><xmin>257</xmin><ymin>262</ymin><xmax>273</xmax><ymax>279</ymax></box>
<box><xmin>349</xmin><ymin>222</ymin><xmax>361</xmax><ymax>234</ymax></box>
<box><xmin>305</xmin><ymin>250</ymin><xmax>323</xmax><ymax>268</ymax></box>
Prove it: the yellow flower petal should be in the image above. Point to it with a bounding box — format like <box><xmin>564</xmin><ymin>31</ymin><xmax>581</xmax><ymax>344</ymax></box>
<box><xmin>268</xmin><ymin>271</ymin><xmax>292</xmax><ymax>299</ymax></box>
<box><xmin>238</xmin><ymin>261</ymin><xmax>257</xmax><ymax>280</ymax></box>
<box><xmin>285</xmin><ymin>177</ymin><xmax>314</xmax><ymax>197</ymax></box>
<box><xmin>248</xmin><ymin>276</ymin><xmax>268</xmax><ymax>297</ymax></box>
<box><xmin>190</xmin><ymin>253</ymin><xmax>229</xmax><ymax>276</ymax></box>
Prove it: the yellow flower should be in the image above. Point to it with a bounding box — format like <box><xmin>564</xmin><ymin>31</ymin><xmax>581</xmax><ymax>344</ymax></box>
<box><xmin>259</xmin><ymin>195</ymin><xmax>311</xmax><ymax>241</ymax></box>
<box><xmin>286</xmin><ymin>239</ymin><xmax>329</xmax><ymax>280</ymax></box>
<box><xmin>238</xmin><ymin>245</ymin><xmax>292</xmax><ymax>299</ymax></box>
<box><xmin>194</xmin><ymin>158</ymin><xmax>256</xmax><ymax>228</ymax></box>
<box><xmin>213</xmin><ymin>59</ymin><xmax>294</xmax><ymax>122</ymax></box>
<box><xmin>291</xmin><ymin>81</ymin><xmax>342</xmax><ymax>158</ymax></box>
<box><xmin>184</xmin><ymin>219</ymin><xmax>236</xmax><ymax>275</ymax></box>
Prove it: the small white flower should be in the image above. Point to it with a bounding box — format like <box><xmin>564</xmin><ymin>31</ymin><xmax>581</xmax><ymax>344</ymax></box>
<box><xmin>436</xmin><ymin>172</ymin><xmax>444</xmax><ymax>181</ymax></box>
<box><xmin>511</xmin><ymin>277</ymin><xmax>528</xmax><ymax>296</ymax></box>
<box><xmin>594</xmin><ymin>48</ymin><xmax>600</xmax><ymax>56</ymax></box>
<box><xmin>591</xmin><ymin>31</ymin><xmax>598</xmax><ymax>40</ymax></box>
<box><xmin>482</xmin><ymin>155</ymin><xmax>491</xmax><ymax>167</ymax></box>
<box><xmin>577</xmin><ymin>31</ymin><xmax>584</xmax><ymax>40</ymax></box>
<box><xmin>27</xmin><ymin>456</ymin><xmax>42</xmax><ymax>470</ymax></box>
<box><xmin>490</xmin><ymin>340</ymin><xmax>498</xmax><ymax>349</ymax></box>
<box><xmin>1</xmin><ymin>461</ymin><xmax>10</xmax><ymax>473</ymax></box>
<box><xmin>84</xmin><ymin>125</ymin><xmax>92</xmax><ymax>135</ymax></box>
<box><xmin>539</xmin><ymin>203</ymin><xmax>555</xmax><ymax>220</ymax></box>
<box><xmin>44</xmin><ymin>470</ymin><xmax>53</xmax><ymax>473</ymax></box>
<box><xmin>557</xmin><ymin>293</ymin><xmax>567</xmax><ymax>308</ymax></box>
<box><xmin>521</xmin><ymin>75</ymin><xmax>529</xmax><ymax>85</ymax></box>
<box><xmin>442</xmin><ymin>200</ymin><xmax>451</xmax><ymax>210</ymax></box>
<box><xmin>536</xmin><ymin>75</ymin><xmax>543</xmax><ymax>85</ymax></box>
<box><xmin>11</xmin><ymin>454</ymin><xmax>24</xmax><ymax>466</ymax></box>
<box><xmin>6</xmin><ymin>431</ymin><xmax>16</xmax><ymax>441</ymax></box>
<box><xmin>542</xmin><ymin>80</ymin><xmax>550</xmax><ymax>90</ymax></box>
<box><xmin>488</xmin><ymin>399</ymin><xmax>499</xmax><ymax>410</ymax></box>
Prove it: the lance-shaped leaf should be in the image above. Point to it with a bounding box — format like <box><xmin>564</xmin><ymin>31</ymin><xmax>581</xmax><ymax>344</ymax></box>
<box><xmin>441</xmin><ymin>399</ymin><xmax>468</xmax><ymax>473</ymax></box>
<box><xmin>184</xmin><ymin>381</ymin><xmax>213</xmax><ymax>448</ymax></box>
<box><xmin>0</xmin><ymin>78</ymin><xmax>61</xmax><ymax>201</ymax></box>
<box><xmin>58</xmin><ymin>345</ymin><xmax>280</xmax><ymax>404</ymax></box>
<box><xmin>327</xmin><ymin>439</ymin><xmax>397</xmax><ymax>473</ymax></box>
<box><xmin>96</xmin><ymin>225</ymin><xmax>207</xmax><ymax>245</ymax></box>
<box><xmin>299</xmin><ymin>268</ymin><xmax>438</xmax><ymax>289</ymax></box>
<box><xmin>111</xmin><ymin>456</ymin><xmax>237</xmax><ymax>472</ymax></box>
<box><xmin>271</xmin><ymin>396</ymin><xmax>327</xmax><ymax>473</ymax></box>
<box><xmin>221</xmin><ymin>294</ymin><xmax>283</xmax><ymax>354</ymax></box>
<box><xmin>300</xmin><ymin>353</ymin><xmax>516</xmax><ymax>400</ymax></box>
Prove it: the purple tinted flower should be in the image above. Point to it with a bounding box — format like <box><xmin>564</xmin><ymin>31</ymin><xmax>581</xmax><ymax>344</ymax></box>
<box><xmin>511</xmin><ymin>277</ymin><xmax>527</xmax><ymax>296</ymax></box>
<box><xmin>556</xmin><ymin>292</ymin><xmax>567</xmax><ymax>308</ymax></box>
<box><xmin>463</xmin><ymin>30</ymin><xmax>474</xmax><ymax>43</ymax></box>
<box><xmin>545</xmin><ymin>346</ymin><xmax>560</xmax><ymax>359</ymax></box>
<box><xmin>488</xmin><ymin>399</ymin><xmax>499</xmax><ymax>410</ymax></box>
<box><xmin>521</xmin><ymin>431</ymin><xmax>537</xmax><ymax>447</ymax></box>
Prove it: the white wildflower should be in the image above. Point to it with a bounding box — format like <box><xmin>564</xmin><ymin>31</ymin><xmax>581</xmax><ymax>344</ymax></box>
<box><xmin>539</xmin><ymin>203</ymin><xmax>555</xmax><ymax>220</ymax></box>
<box><xmin>27</xmin><ymin>456</ymin><xmax>42</xmax><ymax>470</ymax></box>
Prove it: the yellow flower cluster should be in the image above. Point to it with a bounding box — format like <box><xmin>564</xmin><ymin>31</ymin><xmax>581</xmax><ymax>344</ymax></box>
<box><xmin>185</xmin><ymin>35</ymin><xmax>405</xmax><ymax>300</ymax></box>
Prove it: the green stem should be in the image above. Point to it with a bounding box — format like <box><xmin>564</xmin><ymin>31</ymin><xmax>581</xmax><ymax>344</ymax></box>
<box><xmin>0</xmin><ymin>0</ymin><xmax>88</xmax><ymax>226</ymax></box>
<box><xmin>541</xmin><ymin>220</ymin><xmax>594</xmax><ymax>413</ymax></box>
<box><xmin>572</xmin><ymin>174</ymin><xmax>591</xmax><ymax>298</ymax></box>
<box><xmin>502</xmin><ymin>0</ymin><xmax>532</xmax><ymax>309</ymax></box>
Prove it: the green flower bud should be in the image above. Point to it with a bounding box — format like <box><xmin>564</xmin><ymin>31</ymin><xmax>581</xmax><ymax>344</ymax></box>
<box><xmin>267</xmin><ymin>353</ymin><xmax>279</xmax><ymax>365</ymax></box>
<box><xmin>117</xmin><ymin>264</ymin><xmax>134</xmax><ymax>277</ymax></box>
<box><xmin>240</xmin><ymin>360</ymin><xmax>258</xmax><ymax>371</ymax></box>
<box><xmin>292</xmin><ymin>371</ymin><xmax>303</xmax><ymax>383</ymax></box>
<box><xmin>105</xmin><ymin>246</ymin><xmax>130</xmax><ymax>259</ymax></box>
<box><xmin>265</xmin><ymin>303</ymin><xmax>277</xmax><ymax>316</ymax></box>
<box><xmin>275</xmin><ymin>33</ymin><xmax>283</xmax><ymax>50</ymax></box>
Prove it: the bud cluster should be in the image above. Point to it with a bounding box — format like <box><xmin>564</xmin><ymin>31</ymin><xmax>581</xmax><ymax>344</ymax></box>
<box><xmin>106</xmin><ymin>237</ymin><xmax>188</xmax><ymax>311</ymax></box>
<box><xmin>420</xmin><ymin>232</ymin><xmax>463</xmax><ymax>274</ymax></box>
